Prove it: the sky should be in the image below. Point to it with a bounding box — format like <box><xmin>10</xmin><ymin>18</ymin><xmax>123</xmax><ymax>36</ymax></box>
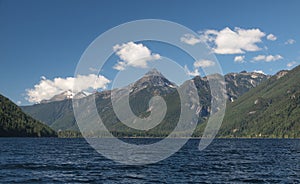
<box><xmin>0</xmin><ymin>0</ymin><xmax>300</xmax><ymax>105</ymax></box>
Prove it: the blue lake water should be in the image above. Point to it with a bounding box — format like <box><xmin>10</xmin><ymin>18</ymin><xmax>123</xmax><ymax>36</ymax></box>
<box><xmin>0</xmin><ymin>138</ymin><xmax>299</xmax><ymax>183</ymax></box>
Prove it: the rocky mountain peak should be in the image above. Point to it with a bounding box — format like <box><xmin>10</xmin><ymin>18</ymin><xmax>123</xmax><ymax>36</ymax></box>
<box><xmin>275</xmin><ymin>70</ymin><xmax>289</xmax><ymax>79</ymax></box>
<box><xmin>144</xmin><ymin>68</ymin><xmax>164</xmax><ymax>77</ymax></box>
<box><xmin>129</xmin><ymin>69</ymin><xmax>177</xmax><ymax>95</ymax></box>
<box><xmin>225</xmin><ymin>71</ymin><xmax>268</xmax><ymax>101</ymax></box>
<box><xmin>40</xmin><ymin>90</ymin><xmax>90</xmax><ymax>103</ymax></box>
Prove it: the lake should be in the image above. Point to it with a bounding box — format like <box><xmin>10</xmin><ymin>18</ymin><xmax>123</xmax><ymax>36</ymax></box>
<box><xmin>0</xmin><ymin>138</ymin><xmax>299</xmax><ymax>183</ymax></box>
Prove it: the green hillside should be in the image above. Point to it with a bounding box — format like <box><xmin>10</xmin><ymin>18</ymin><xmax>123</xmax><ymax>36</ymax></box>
<box><xmin>21</xmin><ymin>99</ymin><xmax>78</xmax><ymax>131</ymax></box>
<box><xmin>198</xmin><ymin>66</ymin><xmax>300</xmax><ymax>138</ymax></box>
<box><xmin>0</xmin><ymin>94</ymin><xmax>57</xmax><ymax>137</ymax></box>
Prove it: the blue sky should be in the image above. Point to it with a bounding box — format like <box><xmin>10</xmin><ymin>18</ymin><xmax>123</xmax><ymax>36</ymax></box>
<box><xmin>0</xmin><ymin>0</ymin><xmax>299</xmax><ymax>105</ymax></box>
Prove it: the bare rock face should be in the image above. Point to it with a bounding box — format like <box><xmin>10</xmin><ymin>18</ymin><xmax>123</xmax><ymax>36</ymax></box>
<box><xmin>224</xmin><ymin>71</ymin><xmax>269</xmax><ymax>100</ymax></box>
<box><xmin>193</xmin><ymin>71</ymin><xmax>269</xmax><ymax>102</ymax></box>
<box><xmin>129</xmin><ymin>68</ymin><xmax>177</xmax><ymax>95</ymax></box>
<box><xmin>275</xmin><ymin>70</ymin><xmax>289</xmax><ymax>79</ymax></box>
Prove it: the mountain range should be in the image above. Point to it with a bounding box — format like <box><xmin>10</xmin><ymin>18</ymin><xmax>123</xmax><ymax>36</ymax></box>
<box><xmin>21</xmin><ymin>68</ymin><xmax>280</xmax><ymax>137</ymax></box>
<box><xmin>1</xmin><ymin>65</ymin><xmax>297</xmax><ymax>138</ymax></box>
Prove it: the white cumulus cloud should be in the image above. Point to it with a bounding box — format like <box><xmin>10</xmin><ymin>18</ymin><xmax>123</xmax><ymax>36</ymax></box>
<box><xmin>234</xmin><ymin>55</ymin><xmax>245</xmax><ymax>63</ymax></box>
<box><xmin>198</xmin><ymin>27</ymin><xmax>266</xmax><ymax>54</ymax></box>
<box><xmin>184</xmin><ymin>65</ymin><xmax>200</xmax><ymax>77</ymax></box>
<box><xmin>285</xmin><ymin>39</ymin><xmax>296</xmax><ymax>45</ymax></box>
<box><xmin>180</xmin><ymin>34</ymin><xmax>202</xmax><ymax>45</ymax></box>
<box><xmin>193</xmin><ymin>59</ymin><xmax>215</xmax><ymax>68</ymax></box>
<box><xmin>252</xmin><ymin>54</ymin><xmax>283</xmax><ymax>62</ymax></box>
<box><xmin>113</xmin><ymin>42</ymin><xmax>161</xmax><ymax>70</ymax></box>
<box><xmin>184</xmin><ymin>59</ymin><xmax>215</xmax><ymax>77</ymax></box>
<box><xmin>253</xmin><ymin>70</ymin><xmax>266</xmax><ymax>75</ymax></box>
<box><xmin>266</xmin><ymin>34</ymin><xmax>277</xmax><ymax>41</ymax></box>
<box><xmin>89</xmin><ymin>67</ymin><xmax>98</xmax><ymax>72</ymax></box>
<box><xmin>287</xmin><ymin>61</ymin><xmax>297</xmax><ymax>67</ymax></box>
<box><xmin>26</xmin><ymin>74</ymin><xmax>111</xmax><ymax>103</ymax></box>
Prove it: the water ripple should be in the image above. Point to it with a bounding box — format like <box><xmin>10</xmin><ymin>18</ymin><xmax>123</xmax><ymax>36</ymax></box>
<box><xmin>0</xmin><ymin>138</ymin><xmax>299</xmax><ymax>183</ymax></box>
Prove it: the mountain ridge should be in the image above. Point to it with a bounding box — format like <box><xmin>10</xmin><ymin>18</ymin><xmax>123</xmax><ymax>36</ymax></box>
<box><xmin>196</xmin><ymin>65</ymin><xmax>300</xmax><ymax>138</ymax></box>
<box><xmin>22</xmin><ymin>70</ymin><xmax>269</xmax><ymax>134</ymax></box>
<box><xmin>36</xmin><ymin>69</ymin><xmax>268</xmax><ymax>104</ymax></box>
